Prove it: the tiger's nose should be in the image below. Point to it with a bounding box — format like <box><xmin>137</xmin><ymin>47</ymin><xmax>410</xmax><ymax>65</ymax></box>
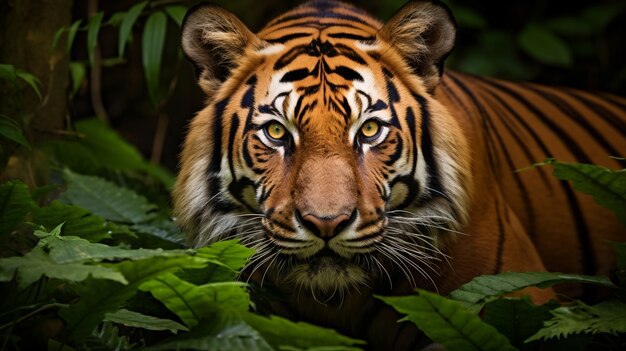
<box><xmin>297</xmin><ymin>210</ymin><xmax>356</xmax><ymax>239</ymax></box>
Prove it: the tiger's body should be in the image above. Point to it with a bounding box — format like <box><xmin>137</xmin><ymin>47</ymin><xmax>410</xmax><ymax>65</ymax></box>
<box><xmin>174</xmin><ymin>0</ymin><xmax>626</xmax><ymax>349</ymax></box>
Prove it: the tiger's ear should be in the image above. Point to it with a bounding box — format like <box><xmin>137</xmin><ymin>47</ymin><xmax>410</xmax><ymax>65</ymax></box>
<box><xmin>182</xmin><ymin>3</ymin><xmax>260</xmax><ymax>96</ymax></box>
<box><xmin>379</xmin><ymin>0</ymin><xmax>456</xmax><ymax>92</ymax></box>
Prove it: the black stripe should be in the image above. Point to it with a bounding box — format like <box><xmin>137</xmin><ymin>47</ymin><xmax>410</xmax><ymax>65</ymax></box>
<box><xmin>382</xmin><ymin>134</ymin><xmax>403</xmax><ymax>166</ymax></box>
<box><xmin>274</xmin><ymin>44</ymin><xmax>309</xmax><ymax>70</ymax></box>
<box><xmin>448</xmin><ymin>74</ymin><xmax>500</xmax><ymax>174</ymax></box>
<box><xmin>463</xmin><ymin>82</ymin><xmax>537</xmax><ymax>236</ymax></box>
<box><xmin>266</xmin><ymin>32</ymin><xmax>311</xmax><ymax>44</ymax></box>
<box><xmin>281</xmin><ymin>68</ymin><xmax>313</xmax><ymax>82</ymax></box>
<box><xmin>494</xmin><ymin>198</ymin><xmax>505</xmax><ymax>274</ymax></box>
<box><xmin>333</xmin><ymin>65</ymin><xmax>363</xmax><ymax>81</ymax></box>
<box><xmin>334</xmin><ymin>43</ymin><xmax>367</xmax><ymax>65</ymax></box>
<box><xmin>227</xmin><ymin>114</ymin><xmax>240</xmax><ymax>181</ymax></box>
<box><xmin>207</xmin><ymin>98</ymin><xmax>228</xmax><ymax>198</ymax></box>
<box><xmin>524</xmin><ymin>84</ymin><xmax>622</xmax><ymax>160</ymax></box>
<box><xmin>413</xmin><ymin>94</ymin><xmax>445</xmax><ymax>200</ymax></box>
<box><xmin>328</xmin><ymin>32</ymin><xmax>375</xmax><ymax>42</ymax></box>
<box><xmin>475</xmin><ymin>77</ymin><xmax>592</xmax><ymax>163</ymax></box>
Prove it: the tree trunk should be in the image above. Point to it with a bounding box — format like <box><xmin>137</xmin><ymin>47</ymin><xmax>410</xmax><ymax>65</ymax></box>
<box><xmin>0</xmin><ymin>0</ymin><xmax>72</xmax><ymax>183</ymax></box>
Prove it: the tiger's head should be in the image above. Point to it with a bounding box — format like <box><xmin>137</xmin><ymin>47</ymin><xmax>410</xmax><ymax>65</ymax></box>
<box><xmin>174</xmin><ymin>0</ymin><xmax>472</xmax><ymax>296</ymax></box>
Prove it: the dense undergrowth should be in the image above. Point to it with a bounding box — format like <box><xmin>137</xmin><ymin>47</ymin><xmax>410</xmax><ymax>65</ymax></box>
<box><xmin>0</xmin><ymin>119</ymin><xmax>625</xmax><ymax>350</ymax></box>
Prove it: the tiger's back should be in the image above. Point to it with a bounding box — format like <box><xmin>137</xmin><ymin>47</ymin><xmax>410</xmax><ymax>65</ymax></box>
<box><xmin>437</xmin><ymin>73</ymin><xmax>626</xmax><ymax>297</ymax></box>
<box><xmin>175</xmin><ymin>0</ymin><xmax>626</xmax><ymax>348</ymax></box>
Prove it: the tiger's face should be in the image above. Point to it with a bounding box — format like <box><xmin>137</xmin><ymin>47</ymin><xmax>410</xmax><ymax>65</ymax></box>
<box><xmin>175</xmin><ymin>0</ymin><xmax>471</xmax><ymax>296</ymax></box>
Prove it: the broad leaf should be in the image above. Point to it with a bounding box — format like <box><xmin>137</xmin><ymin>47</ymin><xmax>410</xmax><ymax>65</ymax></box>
<box><xmin>147</xmin><ymin>312</ymin><xmax>273</xmax><ymax>351</ymax></box>
<box><xmin>0</xmin><ymin>247</ymin><xmax>126</xmax><ymax>288</ymax></box>
<box><xmin>180</xmin><ymin>240</ymin><xmax>256</xmax><ymax>284</ymax></box>
<box><xmin>60</xmin><ymin>169</ymin><xmax>157</xmax><ymax>224</ymax></box>
<box><xmin>60</xmin><ymin>255</ymin><xmax>205</xmax><ymax>339</ymax></box>
<box><xmin>31</xmin><ymin>201</ymin><xmax>111</xmax><ymax>242</ymax></box>
<box><xmin>104</xmin><ymin>308</ymin><xmax>188</xmax><ymax>333</ymax></box>
<box><xmin>0</xmin><ymin>115</ymin><xmax>30</xmax><ymax>148</ymax></box>
<box><xmin>518</xmin><ymin>24</ymin><xmax>571</xmax><ymax>67</ymax></box>
<box><xmin>449</xmin><ymin>271</ymin><xmax>615</xmax><ymax>312</ymax></box>
<box><xmin>142</xmin><ymin>11</ymin><xmax>167</xmax><ymax>106</ymax></box>
<box><xmin>15</xmin><ymin>69</ymin><xmax>42</xmax><ymax>99</ymax></box>
<box><xmin>118</xmin><ymin>1</ymin><xmax>147</xmax><ymax>57</ymax></box>
<box><xmin>139</xmin><ymin>273</ymin><xmax>248</xmax><ymax>327</ymax></box>
<box><xmin>131</xmin><ymin>218</ymin><xmax>185</xmax><ymax>247</ymax></box>
<box><xmin>74</xmin><ymin>118</ymin><xmax>174</xmax><ymax>187</ymax></box>
<box><xmin>483</xmin><ymin>298</ymin><xmax>556</xmax><ymax>350</ymax></box>
<box><xmin>69</xmin><ymin>62</ymin><xmax>86</xmax><ymax>96</ymax></box>
<box><xmin>527</xmin><ymin>299</ymin><xmax>626</xmax><ymax>342</ymax></box>
<box><xmin>541</xmin><ymin>159</ymin><xmax>626</xmax><ymax>225</ymax></box>
<box><xmin>165</xmin><ymin>5</ymin><xmax>187</xmax><ymax>27</ymax></box>
<box><xmin>83</xmin><ymin>322</ymin><xmax>136</xmax><ymax>350</ymax></box>
<box><xmin>87</xmin><ymin>12</ymin><xmax>104</xmax><ymax>65</ymax></box>
<box><xmin>379</xmin><ymin>289</ymin><xmax>516</xmax><ymax>351</ymax></box>
<box><xmin>0</xmin><ymin>180</ymin><xmax>31</xmax><ymax>235</ymax></box>
<box><xmin>66</xmin><ymin>19</ymin><xmax>82</xmax><ymax>55</ymax></box>
<box><xmin>243</xmin><ymin>313</ymin><xmax>364</xmax><ymax>350</ymax></box>
<box><xmin>36</xmin><ymin>228</ymin><xmax>186</xmax><ymax>264</ymax></box>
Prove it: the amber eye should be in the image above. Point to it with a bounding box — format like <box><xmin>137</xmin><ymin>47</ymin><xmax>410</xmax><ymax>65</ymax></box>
<box><xmin>360</xmin><ymin>120</ymin><xmax>381</xmax><ymax>139</ymax></box>
<box><xmin>265</xmin><ymin>122</ymin><xmax>286</xmax><ymax>141</ymax></box>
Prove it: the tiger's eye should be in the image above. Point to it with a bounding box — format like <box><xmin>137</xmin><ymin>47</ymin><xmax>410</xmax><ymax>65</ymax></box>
<box><xmin>360</xmin><ymin>120</ymin><xmax>380</xmax><ymax>138</ymax></box>
<box><xmin>266</xmin><ymin>122</ymin><xmax>286</xmax><ymax>140</ymax></box>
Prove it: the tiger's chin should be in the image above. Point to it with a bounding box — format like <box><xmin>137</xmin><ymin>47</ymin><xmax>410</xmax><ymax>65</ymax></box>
<box><xmin>286</xmin><ymin>260</ymin><xmax>369</xmax><ymax>296</ymax></box>
<box><xmin>277</xmin><ymin>255</ymin><xmax>370</xmax><ymax>298</ymax></box>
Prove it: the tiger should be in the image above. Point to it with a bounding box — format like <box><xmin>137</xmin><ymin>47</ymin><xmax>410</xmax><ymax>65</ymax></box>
<box><xmin>173</xmin><ymin>0</ymin><xmax>626</xmax><ymax>349</ymax></box>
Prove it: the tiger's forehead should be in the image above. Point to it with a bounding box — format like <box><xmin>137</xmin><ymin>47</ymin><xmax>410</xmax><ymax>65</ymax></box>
<box><xmin>251</xmin><ymin>26</ymin><xmax>387</xmax><ymax>128</ymax></box>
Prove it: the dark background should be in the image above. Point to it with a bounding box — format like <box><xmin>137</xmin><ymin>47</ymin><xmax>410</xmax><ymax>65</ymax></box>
<box><xmin>68</xmin><ymin>0</ymin><xmax>626</xmax><ymax>172</ymax></box>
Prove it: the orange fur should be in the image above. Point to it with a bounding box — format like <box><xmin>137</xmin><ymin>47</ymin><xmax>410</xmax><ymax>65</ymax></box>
<box><xmin>175</xmin><ymin>1</ymin><xmax>626</xmax><ymax>348</ymax></box>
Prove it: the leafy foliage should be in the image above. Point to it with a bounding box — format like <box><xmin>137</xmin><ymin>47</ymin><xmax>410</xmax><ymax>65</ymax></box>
<box><xmin>449</xmin><ymin>272</ymin><xmax>615</xmax><ymax>312</ymax></box>
<box><xmin>379</xmin><ymin>290</ymin><xmax>517</xmax><ymax>351</ymax></box>
<box><xmin>0</xmin><ymin>180</ymin><xmax>32</xmax><ymax>235</ymax></box>
<box><xmin>536</xmin><ymin>159</ymin><xmax>626</xmax><ymax>225</ymax></box>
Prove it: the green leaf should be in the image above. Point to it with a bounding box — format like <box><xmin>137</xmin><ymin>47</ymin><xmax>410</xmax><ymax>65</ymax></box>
<box><xmin>60</xmin><ymin>254</ymin><xmax>205</xmax><ymax>340</ymax></box>
<box><xmin>518</xmin><ymin>24</ymin><xmax>572</xmax><ymax>67</ymax></box>
<box><xmin>165</xmin><ymin>5</ymin><xmax>187</xmax><ymax>27</ymax></box>
<box><xmin>147</xmin><ymin>312</ymin><xmax>274</xmax><ymax>351</ymax></box>
<box><xmin>580</xmin><ymin>3</ymin><xmax>626</xmax><ymax>32</ymax></box>
<box><xmin>180</xmin><ymin>240</ymin><xmax>256</xmax><ymax>284</ymax></box>
<box><xmin>107</xmin><ymin>11</ymin><xmax>126</xmax><ymax>27</ymax></box>
<box><xmin>142</xmin><ymin>11</ymin><xmax>167</xmax><ymax>106</ymax></box>
<box><xmin>449</xmin><ymin>271</ymin><xmax>615</xmax><ymax>312</ymax></box>
<box><xmin>526</xmin><ymin>299</ymin><xmax>626</xmax><ymax>342</ymax></box>
<box><xmin>379</xmin><ymin>289</ymin><xmax>516</xmax><ymax>351</ymax></box>
<box><xmin>87</xmin><ymin>12</ymin><xmax>104</xmax><ymax>65</ymax></box>
<box><xmin>118</xmin><ymin>1</ymin><xmax>147</xmax><ymax>57</ymax></box>
<box><xmin>0</xmin><ymin>115</ymin><xmax>29</xmax><ymax>148</ymax></box>
<box><xmin>0</xmin><ymin>247</ymin><xmax>126</xmax><ymax>289</ymax></box>
<box><xmin>131</xmin><ymin>219</ymin><xmax>185</xmax><ymax>247</ymax></box>
<box><xmin>37</xmin><ymin>229</ymin><xmax>187</xmax><ymax>264</ymax></box>
<box><xmin>66</xmin><ymin>19</ymin><xmax>82</xmax><ymax>55</ymax></box>
<box><xmin>483</xmin><ymin>298</ymin><xmax>556</xmax><ymax>350</ymax></box>
<box><xmin>104</xmin><ymin>308</ymin><xmax>189</xmax><ymax>333</ymax></box>
<box><xmin>68</xmin><ymin>61</ymin><xmax>86</xmax><ymax>96</ymax></box>
<box><xmin>83</xmin><ymin>322</ymin><xmax>136</xmax><ymax>350</ymax></box>
<box><xmin>15</xmin><ymin>69</ymin><xmax>42</xmax><ymax>99</ymax></box>
<box><xmin>139</xmin><ymin>273</ymin><xmax>248</xmax><ymax>327</ymax></box>
<box><xmin>0</xmin><ymin>180</ymin><xmax>31</xmax><ymax>235</ymax></box>
<box><xmin>243</xmin><ymin>313</ymin><xmax>364</xmax><ymax>350</ymax></box>
<box><xmin>31</xmin><ymin>201</ymin><xmax>111</xmax><ymax>242</ymax></box>
<box><xmin>0</xmin><ymin>63</ymin><xmax>17</xmax><ymax>82</ymax></box>
<box><xmin>74</xmin><ymin>118</ymin><xmax>175</xmax><ymax>187</ymax></box>
<box><xmin>52</xmin><ymin>26</ymin><xmax>66</xmax><ymax>51</ymax></box>
<box><xmin>60</xmin><ymin>169</ymin><xmax>157</xmax><ymax>224</ymax></box>
<box><xmin>541</xmin><ymin>159</ymin><xmax>626</xmax><ymax>225</ymax></box>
